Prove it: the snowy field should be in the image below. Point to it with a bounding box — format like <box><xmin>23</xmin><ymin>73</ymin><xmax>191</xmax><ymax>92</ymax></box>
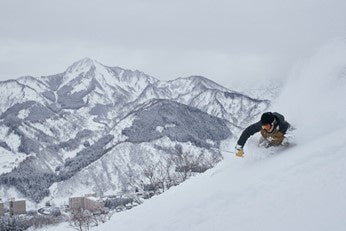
<box><xmin>39</xmin><ymin>40</ymin><xmax>346</xmax><ymax>231</ymax></box>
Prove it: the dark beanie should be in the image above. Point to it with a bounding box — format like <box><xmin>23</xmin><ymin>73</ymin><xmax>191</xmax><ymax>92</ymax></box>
<box><xmin>261</xmin><ymin>112</ymin><xmax>275</xmax><ymax>125</ymax></box>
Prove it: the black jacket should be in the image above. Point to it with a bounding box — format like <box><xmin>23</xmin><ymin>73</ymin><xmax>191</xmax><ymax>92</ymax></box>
<box><xmin>237</xmin><ymin>112</ymin><xmax>290</xmax><ymax>148</ymax></box>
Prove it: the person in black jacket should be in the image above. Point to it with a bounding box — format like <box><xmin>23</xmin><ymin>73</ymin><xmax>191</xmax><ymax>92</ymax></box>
<box><xmin>235</xmin><ymin>112</ymin><xmax>290</xmax><ymax>157</ymax></box>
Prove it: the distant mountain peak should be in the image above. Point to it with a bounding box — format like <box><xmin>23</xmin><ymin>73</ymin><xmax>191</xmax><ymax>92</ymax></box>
<box><xmin>65</xmin><ymin>57</ymin><xmax>102</xmax><ymax>74</ymax></box>
<box><xmin>74</xmin><ymin>57</ymin><xmax>95</xmax><ymax>65</ymax></box>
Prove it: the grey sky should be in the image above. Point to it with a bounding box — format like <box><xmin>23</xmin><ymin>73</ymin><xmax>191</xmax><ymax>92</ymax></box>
<box><xmin>1</xmin><ymin>0</ymin><xmax>346</xmax><ymax>88</ymax></box>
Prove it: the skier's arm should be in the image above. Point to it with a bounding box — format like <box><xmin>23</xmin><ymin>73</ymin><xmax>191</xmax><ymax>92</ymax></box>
<box><xmin>237</xmin><ymin>122</ymin><xmax>262</xmax><ymax>148</ymax></box>
<box><xmin>273</xmin><ymin>112</ymin><xmax>290</xmax><ymax>134</ymax></box>
<box><xmin>279</xmin><ymin>120</ymin><xmax>290</xmax><ymax>134</ymax></box>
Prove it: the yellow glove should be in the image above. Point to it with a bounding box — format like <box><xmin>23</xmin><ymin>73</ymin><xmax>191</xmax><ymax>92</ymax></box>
<box><xmin>235</xmin><ymin>148</ymin><xmax>244</xmax><ymax>158</ymax></box>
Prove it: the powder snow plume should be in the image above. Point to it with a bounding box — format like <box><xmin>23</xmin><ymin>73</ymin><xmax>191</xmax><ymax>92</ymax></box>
<box><xmin>274</xmin><ymin>38</ymin><xmax>346</xmax><ymax>143</ymax></box>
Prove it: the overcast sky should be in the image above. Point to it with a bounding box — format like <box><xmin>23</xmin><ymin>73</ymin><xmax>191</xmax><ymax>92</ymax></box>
<box><xmin>1</xmin><ymin>0</ymin><xmax>346</xmax><ymax>89</ymax></box>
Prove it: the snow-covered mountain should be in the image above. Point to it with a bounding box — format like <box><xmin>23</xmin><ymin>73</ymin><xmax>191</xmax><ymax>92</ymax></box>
<box><xmin>0</xmin><ymin>58</ymin><xmax>269</xmax><ymax>205</ymax></box>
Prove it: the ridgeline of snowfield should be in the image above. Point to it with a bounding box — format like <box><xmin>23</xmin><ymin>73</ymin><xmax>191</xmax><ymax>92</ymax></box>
<box><xmin>95</xmin><ymin>40</ymin><xmax>344</xmax><ymax>230</ymax></box>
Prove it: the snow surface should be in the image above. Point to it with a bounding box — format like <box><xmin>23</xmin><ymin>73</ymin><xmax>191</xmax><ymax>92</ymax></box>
<box><xmin>37</xmin><ymin>39</ymin><xmax>346</xmax><ymax>231</ymax></box>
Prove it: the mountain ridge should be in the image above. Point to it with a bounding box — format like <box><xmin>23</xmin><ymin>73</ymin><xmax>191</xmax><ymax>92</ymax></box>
<box><xmin>0</xmin><ymin>58</ymin><xmax>269</xmax><ymax>204</ymax></box>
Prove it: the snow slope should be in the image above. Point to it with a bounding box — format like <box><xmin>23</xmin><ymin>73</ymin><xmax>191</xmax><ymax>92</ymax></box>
<box><xmin>88</xmin><ymin>128</ymin><xmax>346</xmax><ymax>231</ymax></box>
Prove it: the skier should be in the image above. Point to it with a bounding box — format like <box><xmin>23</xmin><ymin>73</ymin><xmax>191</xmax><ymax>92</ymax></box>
<box><xmin>235</xmin><ymin>112</ymin><xmax>290</xmax><ymax>157</ymax></box>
